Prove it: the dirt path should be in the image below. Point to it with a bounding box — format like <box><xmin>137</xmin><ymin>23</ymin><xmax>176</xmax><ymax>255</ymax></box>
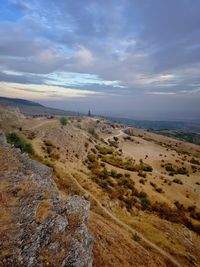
<box><xmin>25</xmin><ymin>120</ymin><xmax>57</xmax><ymax>131</ymax></box>
<box><xmin>69</xmin><ymin>173</ymin><xmax>182</xmax><ymax>267</ymax></box>
<box><xmin>104</xmin><ymin>128</ymin><xmax>129</xmax><ymax>142</ymax></box>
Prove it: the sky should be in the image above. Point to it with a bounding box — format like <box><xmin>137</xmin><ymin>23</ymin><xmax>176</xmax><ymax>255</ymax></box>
<box><xmin>0</xmin><ymin>0</ymin><xmax>200</xmax><ymax>121</ymax></box>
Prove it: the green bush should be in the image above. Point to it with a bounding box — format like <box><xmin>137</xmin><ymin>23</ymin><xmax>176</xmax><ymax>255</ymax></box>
<box><xmin>165</xmin><ymin>163</ymin><xmax>175</xmax><ymax>172</ymax></box>
<box><xmin>95</xmin><ymin>145</ymin><xmax>114</xmax><ymax>155</ymax></box>
<box><xmin>88</xmin><ymin>127</ymin><xmax>96</xmax><ymax>135</ymax></box>
<box><xmin>6</xmin><ymin>132</ymin><xmax>33</xmax><ymax>154</ymax></box>
<box><xmin>60</xmin><ymin>117</ymin><xmax>67</xmax><ymax>125</ymax></box>
<box><xmin>140</xmin><ymin>197</ymin><xmax>151</xmax><ymax>210</ymax></box>
<box><xmin>102</xmin><ymin>155</ymin><xmax>152</xmax><ymax>173</ymax></box>
<box><xmin>177</xmin><ymin>167</ymin><xmax>188</xmax><ymax>175</ymax></box>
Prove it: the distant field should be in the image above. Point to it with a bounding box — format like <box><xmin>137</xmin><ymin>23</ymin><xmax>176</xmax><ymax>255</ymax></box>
<box><xmin>107</xmin><ymin>116</ymin><xmax>200</xmax><ymax>133</ymax></box>
<box><xmin>151</xmin><ymin>129</ymin><xmax>200</xmax><ymax>146</ymax></box>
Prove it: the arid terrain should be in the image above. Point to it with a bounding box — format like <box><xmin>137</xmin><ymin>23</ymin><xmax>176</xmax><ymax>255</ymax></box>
<box><xmin>1</xmin><ymin>106</ymin><xmax>200</xmax><ymax>267</ymax></box>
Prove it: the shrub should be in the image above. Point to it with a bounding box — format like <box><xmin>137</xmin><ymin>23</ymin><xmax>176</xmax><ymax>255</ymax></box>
<box><xmin>95</xmin><ymin>145</ymin><xmax>114</xmax><ymax>155</ymax></box>
<box><xmin>138</xmin><ymin>171</ymin><xmax>146</xmax><ymax>178</ymax></box>
<box><xmin>155</xmin><ymin>187</ymin><xmax>164</xmax><ymax>193</ymax></box>
<box><xmin>173</xmin><ymin>178</ymin><xmax>183</xmax><ymax>185</ymax></box>
<box><xmin>188</xmin><ymin>205</ymin><xmax>196</xmax><ymax>212</ymax></box>
<box><xmin>87</xmin><ymin>153</ymin><xmax>97</xmax><ymax>162</ymax></box>
<box><xmin>88</xmin><ymin>128</ymin><xmax>99</xmax><ymax>139</ymax></box>
<box><xmin>110</xmin><ymin>169</ymin><xmax>117</xmax><ymax>178</ymax></box>
<box><xmin>23</xmin><ymin>143</ymin><xmax>33</xmax><ymax>154</ymax></box>
<box><xmin>174</xmin><ymin>201</ymin><xmax>184</xmax><ymax>210</ymax></box>
<box><xmin>176</xmin><ymin>167</ymin><xmax>188</xmax><ymax>175</ymax></box>
<box><xmin>140</xmin><ymin>197</ymin><xmax>151</xmax><ymax>210</ymax></box>
<box><xmin>132</xmin><ymin>233</ymin><xmax>141</xmax><ymax>242</ymax></box>
<box><xmin>6</xmin><ymin>132</ymin><xmax>33</xmax><ymax>154</ymax></box>
<box><xmin>108</xmin><ymin>139</ymin><xmax>118</xmax><ymax>148</ymax></box>
<box><xmin>91</xmin><ymin>148</ymin><xmax>97</xmax><ymax>154</ymax></box>
<box><xmin>85</xmin><ymin>142</ymin><xmax>89</xmax><ymax>149</ymax></box>
<box><xmin>142</xmin><ymin>165</ymin><xmax>153</xmax><ymax>172</ymax></box>
<box><xmin>139</xmin><ymin>179</ymin><xmax>146</xmax><ymax>184</ymax></box>
<box><xmin>190</xmin><ymin>158</ymin><xmax>200</xmax><ymax>165</ymax></box>
<box><xmin>165</xmin><ymin>163</ymin><xmax>175</xmax><ymax>172</ymax></box>
<box><xmin>150</xmin><ymin>182</ymin><xmax>156</xmax><ymax>188</ymax></box>
<box><xmin>60</xmin><ymin>116</ymin><xmax>67</xmax><ymax>125</ymax></box>
<box><xmin>191</xmin><ymin>212</ymin><xmax>200</xmax><ymax>221</ymax></box>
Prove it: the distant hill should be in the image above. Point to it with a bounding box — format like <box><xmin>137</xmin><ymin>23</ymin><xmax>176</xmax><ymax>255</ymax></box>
<box><xmin>0</xmin><ymin>97</ymin><xmax>43</xmax><ymax>107</ymax></box>
<box><xmin>0</xmin><ymin>96</ymin><xmax>79</xmax><ymax>116</ymax></box>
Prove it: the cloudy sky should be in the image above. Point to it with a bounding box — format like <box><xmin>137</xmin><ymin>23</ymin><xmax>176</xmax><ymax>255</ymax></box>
<box><xmin>0</xmin><ymin>0</ymin><xmax>200</xmax><ymax>120</ymax></box>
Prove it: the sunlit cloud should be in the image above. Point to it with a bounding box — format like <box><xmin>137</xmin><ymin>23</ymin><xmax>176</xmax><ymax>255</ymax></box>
<box><xmin>145</xmin><ymin>91</ymin><xmax>176</xmax><ymax>96</ymax></box>
<box><xmin>45</xmin><ymin>72</ymin><xmax>126</xmax><ymax>88</ymax></box>
<box><xmin>0</xmin><ymin>82</ymin><xmax>102</xmax><ymax>100</ymax></box>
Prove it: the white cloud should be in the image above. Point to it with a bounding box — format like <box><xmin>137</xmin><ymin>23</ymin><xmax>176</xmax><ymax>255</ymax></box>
<box><xmin>75</xmin><ymin>46</ymin><xmax>95</xmax><ymax>67</ymax></box>
<box><xmin>0</xmin><ymin>82</ymin><xmax>102</xmax><ymax>100</ymax></box>
<box><xmin>145</xmin><ymin>91</ymin><xmax>176</xmax><ymax>96</ymax></box>
<box><xmin>135</xmin><ymin>73</ymin><xmax>175</xmax><ymax>86</ymax></box>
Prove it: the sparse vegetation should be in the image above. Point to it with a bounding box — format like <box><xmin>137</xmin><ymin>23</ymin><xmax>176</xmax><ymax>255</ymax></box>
<box><xmin>88</xmin><ymin>127</ymin><xmax>99</xmax><ymax>139</ymax></box>
<box><xmin>132</xmin><ymin>233</ymin><xmax>141</xmax><ymax>242</ymax></box>
<box><xmin>155</xmin><ymin>187</ymin><xmax>164</xmax><ymax>193</ymax></box>
<box><xmin>138</xmin><ymin>171</ymin><xmax>146</xmax><ymax>178</ymax></box>
<box><xmin>140</xmin><ymin>197</ymin><xmax>151</xmax><ymax>210</ymax></box>
<box><xmin>173</xmin><ymin>178</ymin><xmax>183</xmax><ymax>185</ymax></box>
<box><xmin>108</xmin><ymin>139</ymin><xmax>118</xmax><ymax>148</ymax></box>
<box><xmin>101</xmin><ymin>154</ymin><xmax>153</xmax><ymax>174</ymax></box>
<box><xmin>190</xmin><ymin>157</ymin><xmax>200</xmax><ymax>165</ymax></box>
<box><xmin>6</xmin><ymin>132</ymin><xmax>33</xmax><ymax>154</ymax></box>
<box><xmin>165</xmin><ymin>163</ymin><xmax>188</xmax><ymax>175</ymax></box>
<box><xmin>95</xmin><ymin>145</ymin><xmax>114</xmax><ymax>155</ymax></box>
<box><xmin>60</xmin><ymin>116</ymin><xmax>67</xmax><ymax>126</ymax></box>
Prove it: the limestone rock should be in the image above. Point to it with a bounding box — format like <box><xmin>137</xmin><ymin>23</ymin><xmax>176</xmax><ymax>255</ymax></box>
<box><xmin>0</xmin><ymin>131</ymin><xmax>93</xmax><ymax>267</ymax></box>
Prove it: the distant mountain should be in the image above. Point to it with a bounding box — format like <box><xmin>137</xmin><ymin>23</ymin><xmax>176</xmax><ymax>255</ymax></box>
<box><xmin>0</xmin><ymin>96</ymin><xmax>79</xmax><ymax>116</ymax></box>
<box><xmin>0</xmin><ymin>97</ymin><xmax>43</xmax><ymax>107</ymax></box>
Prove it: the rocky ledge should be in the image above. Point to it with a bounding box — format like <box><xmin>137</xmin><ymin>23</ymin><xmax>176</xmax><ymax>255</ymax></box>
<box><xmin>0</xmin><ymin>130</ymin><xmax>93</xmax><ymax>267</ymax></box>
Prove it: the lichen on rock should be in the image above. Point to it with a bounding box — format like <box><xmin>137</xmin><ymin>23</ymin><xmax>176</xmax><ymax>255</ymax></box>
<box><xmin>0</xmin><ymin>130</ymin><xmax>93</xmax><ymax>267</ymax></box>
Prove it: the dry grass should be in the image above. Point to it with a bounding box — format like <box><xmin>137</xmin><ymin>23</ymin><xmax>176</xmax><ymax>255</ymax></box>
<box><xmin>9</xmin><ymin>114</ymin><xmax>200</xmax><ymax>266</ymax></box>
<box><xmin>35</xmin><ymin>199</ymin><xmax>51</xmax><ymax>223</ymax></box>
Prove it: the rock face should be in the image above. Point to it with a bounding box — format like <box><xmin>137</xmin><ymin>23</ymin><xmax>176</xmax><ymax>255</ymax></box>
<box><xmin>0</xmin><ymin>130</ymin><xmax>93</xmax><ymax>267</ymax></box>
<box><xmin>0</xmin><ymin>106</ymin><xmax>25</xmax><ymax>131</ymax></box>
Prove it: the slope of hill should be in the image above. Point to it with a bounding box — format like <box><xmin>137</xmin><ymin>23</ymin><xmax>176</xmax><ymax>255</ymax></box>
<box><xmin>0</xmin><ymin>96</ymin><xmax>79</xmax><ymax>116</ymax></box>
<box><xmin>0</xmin><ymin>96</ymin><xmax>43</xmax><ymax>107</ymax></box>
<box><xmin>1</xmin><ymin>106</ymin><xmax>200</xmax><ymax>266</ymax></box>
<box><xmin>0</xmin><ymin>129</ymin><xmax>93</xmax><ymax>266</ymax></box>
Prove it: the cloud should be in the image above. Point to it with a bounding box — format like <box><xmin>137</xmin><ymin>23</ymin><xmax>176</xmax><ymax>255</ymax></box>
<box><xmin>145</xmin><ymin>92</ymin><xmax>176</xmax><ymax>96</ymax></box>
<box><xmin>0</xmin><ymin>0</ymin><xmax>200</xmax><ymax>120</ymax></box>
<box><xmin>10</xmin><ymin>0</ymin><xmax>31</xmax><ymax>10</ymax></box>
<box><xmin>0</xmin><ymin>82</ymin><xmax>102</xmax><ymax>100</ymax></box>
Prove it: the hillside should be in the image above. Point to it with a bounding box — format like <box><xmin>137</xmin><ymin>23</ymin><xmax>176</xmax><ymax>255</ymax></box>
<box><xmin>0</xmin><ymin>96</ymin><xmax>79</xmax><ymax>116</ymax></box>
<box><xmin>0</xmin><ymin>129</ymin><xmax>93</xmax><ymax>266</ymax></box>
<box><xmin>0</xmin><ymin>97</ymin><xmax>43</xmax><ymax>107</ymax></box>
<box><xmin>1</xmin><ymin>106</ymin><xmax>200</xmax><ymax>266</ymax></box>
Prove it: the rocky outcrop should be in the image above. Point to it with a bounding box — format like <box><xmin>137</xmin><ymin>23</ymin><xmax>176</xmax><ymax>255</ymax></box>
<box><xmin>0</xmin><ymin>130</ymin><xmax>93</xmax><ymax>267</ymax></box>
<box><xmin>0</xmin><ymin>106</ymin><xmax>25</xmax><ymax>131</ymax></box>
